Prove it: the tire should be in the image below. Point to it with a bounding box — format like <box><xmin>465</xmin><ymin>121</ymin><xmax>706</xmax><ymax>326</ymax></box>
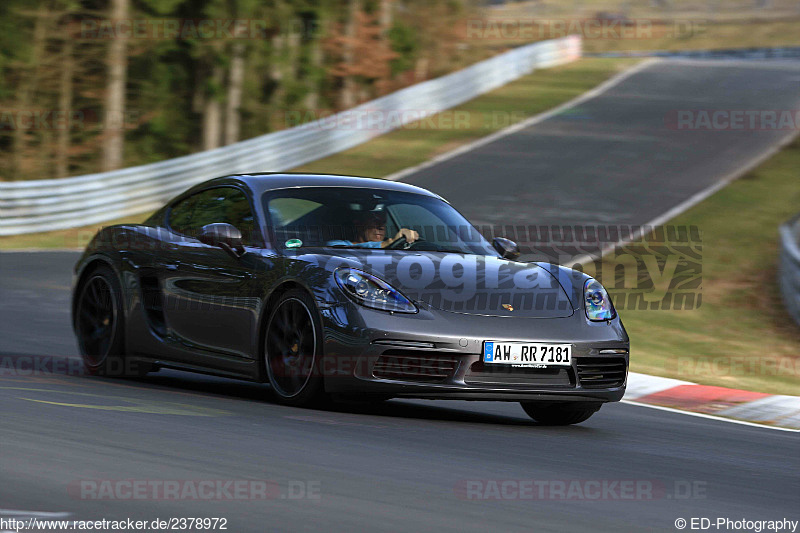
<box><xmin>264</xmin><ymin>289</ymin><xmax>329</xmax><ymax>407</ymax></box>
<box><xmin>75</xmin><ymin>265</ymin><xmax>146</xmax><ymax>377</ymax></box>
<box><xmin>520</xmin><ymin>401</ymin><xmax>602</xmax><ymax>426</ymax></box>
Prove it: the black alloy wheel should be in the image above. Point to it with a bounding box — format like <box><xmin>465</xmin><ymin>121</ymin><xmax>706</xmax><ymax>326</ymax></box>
<box><xmin>265</xmin><ymin>290</ymin><xmax>327</xmax><ymax>406</ymax></box>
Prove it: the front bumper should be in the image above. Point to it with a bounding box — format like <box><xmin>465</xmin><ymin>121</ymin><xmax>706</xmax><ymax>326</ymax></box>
<box><xmin>319</xmin><ymin>302</ymin><xmax>629</xmax><ymax>402</ymax></box>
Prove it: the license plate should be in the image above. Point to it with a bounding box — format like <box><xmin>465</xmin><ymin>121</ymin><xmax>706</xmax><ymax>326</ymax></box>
<box><xmin>483</xmin><ymin>341</ymin><xmax>572</xmax><ymax>368</ymax></box>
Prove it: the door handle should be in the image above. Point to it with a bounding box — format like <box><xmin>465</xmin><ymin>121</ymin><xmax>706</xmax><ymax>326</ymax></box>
<box><xmin>157</xmin><ymin>261</ymin><xmax>180</xmax><ymax>271</ymax></box>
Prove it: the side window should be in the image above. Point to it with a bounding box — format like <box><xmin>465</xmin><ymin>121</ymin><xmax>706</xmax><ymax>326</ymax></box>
<box><xmin>176</xmin><ymin>187</ymin><xmax>257</xmax><ymax>245</ymax></box>
<box><xmin>168</xmin><ymin>195</ymin><xmax>198</xmax><ymax>235</ymax></box>
<box><xmin>190</xmin><ymin>189</ymin><xmax>231</xmax><ymax>231</ymax></box>
<box><xmin>267</xmin><ymin>196</ymin><xmax>341</xmax><ymax>244</ymax></box>
<box><xmin>268</xmin><ymin>198</ymin><xmax>322</xmax><ymax>227</ymax></box>
<box><xmin>223</xmin><ymin>189</ymin><xmax>257</xmax><ymax>244</ymax></box>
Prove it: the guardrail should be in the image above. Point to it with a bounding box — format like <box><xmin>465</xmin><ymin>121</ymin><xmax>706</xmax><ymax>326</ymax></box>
<box><xmin>779</xmin><ymin>214</ymin><xmax>800</xmax><ymax>328</ymax></box>
<box><xmin>0</xmin><ymin>36</ymin><xmax>581</xmax><ymax>236</ymax></box>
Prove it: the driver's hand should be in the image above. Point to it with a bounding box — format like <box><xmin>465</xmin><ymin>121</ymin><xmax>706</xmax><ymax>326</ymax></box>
<box><xmin>394</xmin><ymin>228</ymin><xmax>419</xmax><ymax>243</ymax></box>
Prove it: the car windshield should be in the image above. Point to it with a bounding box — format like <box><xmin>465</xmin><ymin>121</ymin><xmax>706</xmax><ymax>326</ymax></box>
<box><xmin>263</xmin><ymin>186</ymin><xmax>496</xmax><ymax>255</ymax></box>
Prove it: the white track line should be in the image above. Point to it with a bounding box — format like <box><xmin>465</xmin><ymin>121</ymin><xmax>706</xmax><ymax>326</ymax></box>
<box><xmin>661</xmin><ymin>57</ymin><xmax>800</xmax><ymax>71</ymax></box>
<box><xmin>383</xmin><ymin>58</ymin><xmax>660</xmax><ymax>183</ymax></box>
<box><xmin>569</xmin><ymin>128</ymin><xmax>800</xmax><ymax>267</ymax></box>
<box><xmin>622</xmin><ymin>401</ymin><xmax>800</xmax><ymax>433</ymax></box>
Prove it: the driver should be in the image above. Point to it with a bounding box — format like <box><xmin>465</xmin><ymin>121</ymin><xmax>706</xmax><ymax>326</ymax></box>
<box><xmin>334</xmin><ymin>211</ymin><xmax>419</xmax><ymax>248</ymax></box>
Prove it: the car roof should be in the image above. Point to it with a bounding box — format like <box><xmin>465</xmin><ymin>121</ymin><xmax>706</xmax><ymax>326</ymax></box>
<box><xmin>196</xmin><ymin>173</ymin><xmax>445</xmax><ymax>201</ymax></box>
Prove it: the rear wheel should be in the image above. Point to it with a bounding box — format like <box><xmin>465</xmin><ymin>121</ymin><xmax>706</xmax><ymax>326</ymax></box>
<box><xmin>520</xmin><ymin>401</ymin><xmax>602</xmax><ymax>425</ymax></box>
<box><xmin>75</xmin><ymin>266</ymin><xmax>144</xmax><ymax>377</ymax></box>
<box><xmin>264</xmin><ymin>290</ymin><xmax>328</xmax><ymax>407</ymax></box>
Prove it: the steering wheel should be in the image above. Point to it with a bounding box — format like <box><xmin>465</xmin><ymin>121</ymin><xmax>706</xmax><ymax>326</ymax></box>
<box><xmin>386</xmin><ymin>235</ymin><xmax>424</xmax><ymax>250</ymax></box>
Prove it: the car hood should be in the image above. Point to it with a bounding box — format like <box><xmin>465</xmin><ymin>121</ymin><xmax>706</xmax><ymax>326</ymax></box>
<box><xmin>299</xmin><ymin>249</ymin><xmax>575</xmax><ymax>319</ymax></box>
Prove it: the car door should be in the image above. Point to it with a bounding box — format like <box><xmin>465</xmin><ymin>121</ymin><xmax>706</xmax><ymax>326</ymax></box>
<box><xmin>161</xmin><ymin>186</ymin><xmax>265</xmax><ymax>366</ymax></box>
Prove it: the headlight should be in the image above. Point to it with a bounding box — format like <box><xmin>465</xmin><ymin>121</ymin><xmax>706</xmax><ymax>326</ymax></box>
<box><xmin>334</xmin><ymin>268</ymin><xmax>417</xmax><ymax>314</ymax></box>
<box><xmin>584</xmin><ymin>279</ymin><xmax>616</xmax><ymax>321</ymax></box>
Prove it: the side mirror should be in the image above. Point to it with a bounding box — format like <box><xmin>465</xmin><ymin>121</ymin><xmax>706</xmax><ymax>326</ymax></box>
<box><xmin>199</xmin><ymin>223</ymin><xmax>245</xmax><ymax>258</ymax></box>
<box><xmin>492</xmin><ymin>237</ymin><xmax>520</xmax><ymax>261</ymax></box>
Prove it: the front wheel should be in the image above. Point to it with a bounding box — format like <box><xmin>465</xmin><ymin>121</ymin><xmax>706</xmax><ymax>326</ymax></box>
<box><xmin>264</xmin><ymin>290</ymin><xmax>328</xmax><ymax>407</ymax></box>
<box><xmin>75</xmin><ymin>265</ymin><xmax>146</xmax><ymax>377</ymax></box>
<box><xmin>520</xmin><ymin>401</ymin><xmax>602</xmax><ymax>425</ymax></box>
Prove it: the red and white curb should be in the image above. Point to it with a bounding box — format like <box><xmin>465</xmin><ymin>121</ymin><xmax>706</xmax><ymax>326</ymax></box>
<box><xmin>626</xmin><ymin>372</ymin><xmax>800</xmax><ymax>430</ymax></box>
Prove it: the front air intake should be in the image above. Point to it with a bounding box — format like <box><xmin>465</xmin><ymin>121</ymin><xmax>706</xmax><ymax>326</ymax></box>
<box><xmin>576</xmin><ymin>356</ymin><xmax>627</xmax><ymax>389</ymax></box>
<box><xmin>372</xmin><ymin>350</ymin><xmax>460</xmax><ymax>383</ymax></box>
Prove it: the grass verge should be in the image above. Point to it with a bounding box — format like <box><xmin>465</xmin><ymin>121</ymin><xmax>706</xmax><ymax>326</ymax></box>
<box><xmin>616</xmin><ymin>136</ymin><xmax>800</xmax><ymax>395</ymax></box>
<box><xmin>481</xmin><ymin>1</ymin><xmax>800</xmax><ymax>53</ymax></box>
<box><xmin>0</xmin><ymin>57</ymin><xmax>637</xmax><ymax>250</ymax></box>
<box><xmin>583</xmin><ymin>19</ymin><xmax>800</xmax><ymax>54</ymax></box>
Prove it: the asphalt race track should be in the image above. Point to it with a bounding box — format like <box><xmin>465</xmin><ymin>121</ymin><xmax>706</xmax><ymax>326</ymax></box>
<box><xmin>2</xmin><ymin>59</ymin><xmax>799</xmax><ymax>531</ymax></box>
<box><xmin>405</xmin><ymin>59</ymin><xmax>800</xmax><ymax>232</ymax></box>
<box><xmin>1</xmin><ymin>360</ymin><xmax>798</xmax><ymax>532</ymax></box>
